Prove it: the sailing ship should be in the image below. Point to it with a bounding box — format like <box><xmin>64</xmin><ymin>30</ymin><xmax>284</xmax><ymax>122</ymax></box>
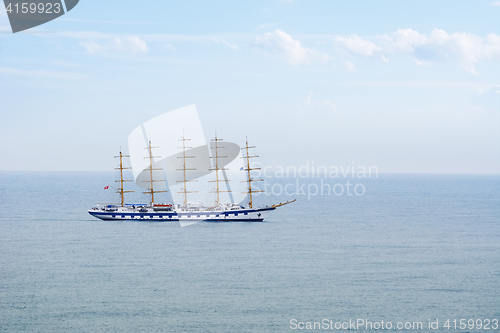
<box><xmin>88</xmin><ymin>105</ymin><xmax>295</xmax><ymax>222</ymax></box>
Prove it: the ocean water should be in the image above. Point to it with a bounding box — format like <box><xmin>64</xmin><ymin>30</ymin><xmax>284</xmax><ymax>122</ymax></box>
<box><xmin>0</xmin><ymin>172</ymin><xmax>499</xmax><ymax>332</ymax></box>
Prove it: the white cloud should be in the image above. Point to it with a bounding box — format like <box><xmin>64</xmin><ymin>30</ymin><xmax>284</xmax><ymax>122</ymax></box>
<box><xmin>222</xmin><ymin>40</ymin><xmax>238</xmax><ymax>50</ymax></box>
<box><xmin>25</xmin><ymin>27</ymin><xmax>500</xmax><ymax>74</ymax></box>
<box><xmin>384</xmin><ymin>28</ymin><xmax>500</xmax><ymax>74</ymax></box>
<box><xmin>255</xmin><ymin>29</ymin><xmax>330</xmax><ymax>65</ymax></box>
<box><xmin>484</xmin><ymin>33</ymin><xmax>500</xmax><ymax>58</ymax></box>
<box><xmin>164</xmin><ymin>43</ymin><xmax>177</xmax><ymax>51</ymax></box>
<box><xmin>305</xmin><ymin>91</ymin><xmax>314</xmax><ymax>108</ymax></box>
<box><xmin>212</xmin><ymin>37</ymin><xmax>238</xmax><ymax>50</ymax></box>
<box><xmin>79</xmin><ymin>35</ymin><xmax>149</xmax><ymax>54</ymax></box>
<box><xmin>303</xmin><ymin>92</ymin><xmax>337</xmax><ymax>114</ymax></box>
<box><xmin>336</xmin><ymin>29</ymin><xmax>500</xmax><ymax>74</ymax></box>
<box><xmin>336</xmin><ymin>35</ymin><xmax>382</xmax><ymax>56</ymax></box>
<box><xmin>489</xmin><ymin>1</ymin><xmax>500</xmax><ymax>6</ymax></box>
<box><xmin>343</xmin><ymin>61</ymin><xmax>356</xmax><ymax>72</ymax></box>
<box><xmin>59</xmin><ymin>31</ymin><xmax>247</xmax><ymax>45</ymax></box>
<box><xmin>323</xmin><ymin>100</ymin><xmax>338</xmax><ymax>113</ymax></box>
<box><xmin>387</xmin><ymin>28</ymin><xmax>429</xmax><ymax>53</ymax></box>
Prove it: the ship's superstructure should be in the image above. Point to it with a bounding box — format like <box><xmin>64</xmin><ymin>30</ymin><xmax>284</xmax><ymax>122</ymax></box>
<box><xmin>88</xmin><ymin>105</ymin><xmax>295</xmax><ymax>223</ymax></box>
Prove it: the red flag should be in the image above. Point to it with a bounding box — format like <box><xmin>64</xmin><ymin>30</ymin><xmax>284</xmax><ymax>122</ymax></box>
<box><xmin>104</xmin><ymin>186</ymin><xmax>109</xmax><ymax>190</ymax></box>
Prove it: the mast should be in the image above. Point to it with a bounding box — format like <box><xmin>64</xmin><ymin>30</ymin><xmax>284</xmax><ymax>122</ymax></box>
<box><xmin>143</xmin><ymin>140</ymin><xmax>167</xmax><ymax>204</ymax></box>
<box><xmin>114</xmin><ymin>151</ymin><xmax>134</xmax><ymax>206</ymax></box>
<box><xmin>241</xmin><ymin>137</ymin><xmax>263</xmax><ymax>208</ymax></box>
<box><xmin>176</xmin><ymin>135</ymin><xmax>198</xmax><ymax>205</ymax></box>
<box><xmin>209</xmin><ymin>133</ymin><xmax>231</xmax><ymax>205</ymax></box>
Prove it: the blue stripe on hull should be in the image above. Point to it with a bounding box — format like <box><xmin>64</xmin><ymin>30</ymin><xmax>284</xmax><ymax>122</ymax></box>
<box><xmin>89</xmin><ymin>212</ymin><xmax>268</xmax><ymax>222</ymax></box>
<box><xmin>89</xmin><ymin>214</ymin><xmax>178</xmax><ymax>222</ymax></box>
<box><xmin>203</xmin><ymin>219</ymin><xmax>264</xmax><ymax>222</ymax></box>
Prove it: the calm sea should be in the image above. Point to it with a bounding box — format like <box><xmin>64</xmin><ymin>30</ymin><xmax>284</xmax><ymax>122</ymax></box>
<box><xmin>0</xmin><ymin>172</ymin><xmax>499</xmax><ymax>332</ymax></box>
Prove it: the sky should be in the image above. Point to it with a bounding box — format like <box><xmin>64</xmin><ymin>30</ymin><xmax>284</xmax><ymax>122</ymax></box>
<box><xmin>0</xmin><ymin>0</ymin><xmax>499</xmax><ymax>173</ymax></box>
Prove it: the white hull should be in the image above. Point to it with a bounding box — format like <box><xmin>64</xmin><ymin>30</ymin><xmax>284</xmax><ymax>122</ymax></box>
<box><xmin>88</xmin><ymin>205</ymin><xmax>275</xmax><ymax>222</ymax></box>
